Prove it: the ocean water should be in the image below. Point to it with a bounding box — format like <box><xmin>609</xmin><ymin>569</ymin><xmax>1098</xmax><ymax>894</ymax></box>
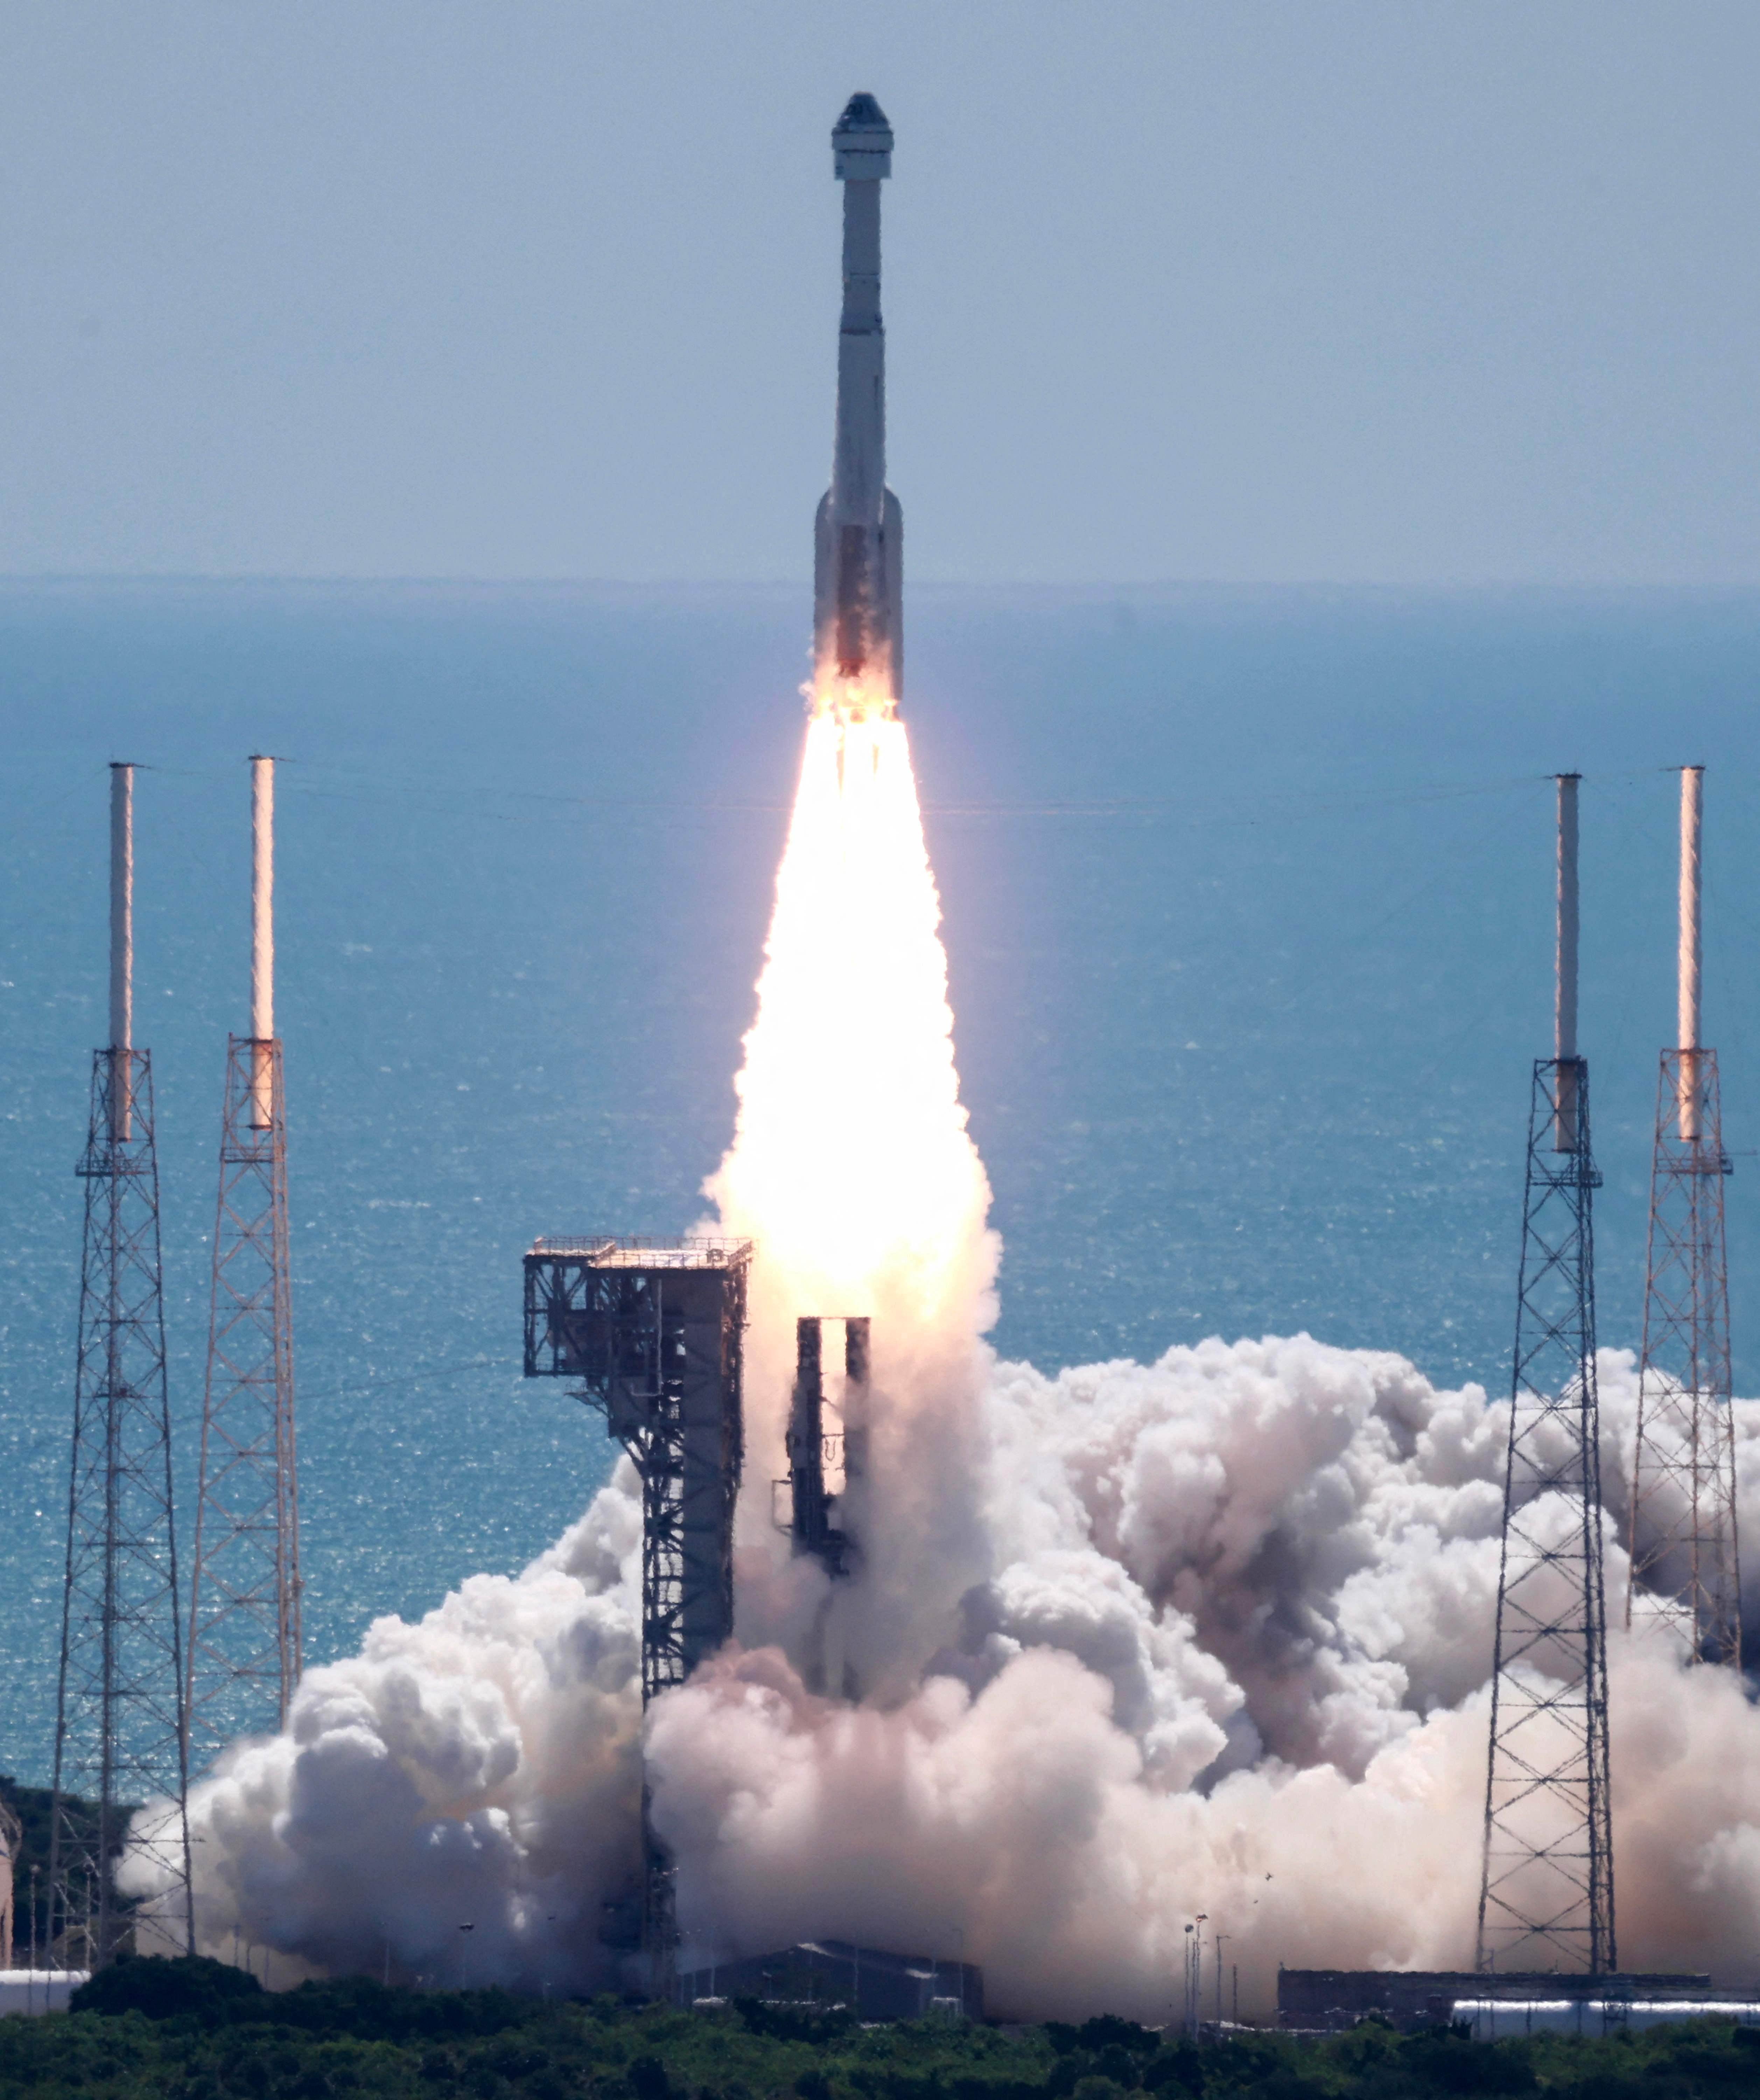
<box><xmin>2</xmin><ymin>579</ymin><xmax>1759</xmax><ymax>1783</ymax></box>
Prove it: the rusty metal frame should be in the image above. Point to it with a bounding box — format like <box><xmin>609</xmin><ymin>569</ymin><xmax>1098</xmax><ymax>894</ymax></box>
<box><xmin>1626</xmin><ymin>1049</ymin><xmax>1740</xmax><ymax>1666</ymax></box>
<box><xmin>186</xmin><ymin>1034</ymin><xmax>302</xmax><ymax>1762</ymax></box>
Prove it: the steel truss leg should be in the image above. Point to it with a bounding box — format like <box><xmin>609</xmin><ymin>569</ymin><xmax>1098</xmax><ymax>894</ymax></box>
<box><xmin>50</xmin><ymin>1050</ymin><xmax>194</xmax><ymax>1968</ymax></box>
<box><xmin>1477</xmin><ymin>1057</ymin><xmax>1615</xmax><ymax>1975</ymax></box>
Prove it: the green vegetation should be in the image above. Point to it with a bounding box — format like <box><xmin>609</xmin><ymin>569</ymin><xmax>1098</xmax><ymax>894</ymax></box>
<box><xmin>0</xmin><ymin>1959</ymin><xmax>1755</xmax><ymax>2099</ymax></box>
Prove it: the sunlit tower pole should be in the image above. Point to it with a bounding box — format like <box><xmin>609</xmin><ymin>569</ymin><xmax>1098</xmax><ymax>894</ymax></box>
<box><xmin>187</xmin><ymin>756</ymin><xmax>303</xmax><ymax>1758</ymax></box>
<box><xmin>50</xmin><ymin>763</ymin><xmax>195</xmax><ymax>1967</ymax></box>
<box><xmin>1626</xmin><ymin>766</ymin><xmax>1739</xmax><ymax>1666</ymax></box>
<box><xmin>1477</xmin><ymin>773</ymin><xmax>1615</xmax><ymax>1975</ymax></box>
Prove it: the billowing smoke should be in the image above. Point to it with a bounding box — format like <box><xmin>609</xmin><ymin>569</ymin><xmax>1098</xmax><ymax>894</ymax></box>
<box><xmin>129</xmin><ymin>709</ymin><xmax>1760</xmax><ymax>2016</ymax></box>
<box><xmin>650</xmin><ymin>1345</ymin><xmax>1760</xmax><ymax>2016</ymax></box>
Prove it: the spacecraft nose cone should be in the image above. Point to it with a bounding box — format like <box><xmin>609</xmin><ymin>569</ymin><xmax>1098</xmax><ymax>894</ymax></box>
<box><xmin>832</xmin><ymin>92</ymin><xmax>893</xmax><ymax>178</ymax></box>
<box><xmin>835</xmin><ymin>92</ymin><xmax>890</xmax><ymax>134</ymax></box>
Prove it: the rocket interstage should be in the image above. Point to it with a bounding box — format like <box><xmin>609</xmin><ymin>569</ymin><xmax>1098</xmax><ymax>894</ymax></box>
<box><xmin>814</xmin><ymin>93</ymin><xmax>902</xmax><ymax>720</ymax></box>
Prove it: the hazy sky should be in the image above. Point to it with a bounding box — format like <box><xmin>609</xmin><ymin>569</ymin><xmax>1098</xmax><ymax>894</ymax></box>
<box><xmin>2</xmin><ymin>2</ymin><xmax>1757</xmax><ymax>584</ymax></box>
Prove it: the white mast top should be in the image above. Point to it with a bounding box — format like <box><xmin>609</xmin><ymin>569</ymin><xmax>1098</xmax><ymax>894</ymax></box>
<box><xmin>1556</xmin><ymin>773</ymin><xmax>1579</xmax><ymax>1064</ymax></box>
<box><xmin>109</xmin><ymin>763</ymin><xmax>132</xmax><ymax>1057</ymax></box>
<box><xmin>252</xmin><ymin>756</ymin><xmax>274</xmax><ymax>1043</ymax></box>
<box><xmin>1679</xmin><ymin>765</ymin><xmax>1702</xmax><ymax>1055</ymax></box>
<box><xmin>108</xmin><ymin>762</ymin><xmax>134</xmax><ymax>1143</ymax></box>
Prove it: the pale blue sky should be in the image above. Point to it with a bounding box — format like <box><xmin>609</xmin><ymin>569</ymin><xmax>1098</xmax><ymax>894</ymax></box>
<box><xmin>1</xmin><ymin>2</ymin><xmax>1756</xmax><ymax>583</ymax></box>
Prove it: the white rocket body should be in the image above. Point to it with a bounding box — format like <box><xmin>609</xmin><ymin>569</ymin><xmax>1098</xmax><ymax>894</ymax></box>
<box><xmin>815</xmin><ymin>94</ymin><xmax>903</xmax><ymax>704</ymax></box>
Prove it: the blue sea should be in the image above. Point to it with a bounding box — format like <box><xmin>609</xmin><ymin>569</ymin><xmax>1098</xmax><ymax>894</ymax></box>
<box><xmin>3</xmin><ymin>579</ymin><xmax>1758</xmax><ymax>1782</ymax></box>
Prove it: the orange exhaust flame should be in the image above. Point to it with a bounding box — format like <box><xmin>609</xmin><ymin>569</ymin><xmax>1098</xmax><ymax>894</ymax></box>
<box><xmin>705</xmin><ymin>701</ymin><xmax>998</xmax><ymax>1559</ymax></box>
<box><xmin>807</xmin><ymin>668</ymin><xmax>898</xmax><ymax>728</ymax></box>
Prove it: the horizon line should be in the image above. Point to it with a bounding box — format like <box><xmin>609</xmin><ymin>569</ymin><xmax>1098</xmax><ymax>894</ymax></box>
<box><xmin>0</xmin><ymin>573</ymin><xmax>1758</xmax><ymax>597</ymax></box>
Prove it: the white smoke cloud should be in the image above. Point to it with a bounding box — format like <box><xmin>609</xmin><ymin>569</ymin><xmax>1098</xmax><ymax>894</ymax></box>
<box><xmin>647</xmin><ymin>1339</ymin><xmax>1760</xmax><ymax>2016</ymax></box>
<box><xmin>141</xmin><ymin>1469</ymin><xmax>647</xmax><ymax>1992</ymax></box>
<box><xmin>128</xmin><ymin>712</ymin><xmax>1760</xmax><ymax>2018</ymax></box>
<box><xmin>146</xmin><ymin>1336</ymin><xmax>1760</xmax><ymax>2017</ymax></box>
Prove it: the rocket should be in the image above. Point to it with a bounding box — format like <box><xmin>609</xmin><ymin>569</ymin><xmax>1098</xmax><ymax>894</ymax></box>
<box><xmin>815</xmin><ymin>93</ymin><xmax>902</xmax><ymax>707</ymax></box>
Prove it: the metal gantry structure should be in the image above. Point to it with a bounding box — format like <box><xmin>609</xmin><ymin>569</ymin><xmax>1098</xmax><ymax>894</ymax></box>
<box><xmin>779</xmin><ymin>1315</ymin><xmax>870</xmax><ymax>1697</ymax></box>
<box><xmin>0</xmin><ymin>1797</ymin><xmax>20</xmax><ymax>1969</ymax></box>
<box><xmin>784</xmin><ymin>1315</ymin><xmax>869</xmax><ymax>1581</ymax></box>
<box><xmin>50</xmin><ymin>764</ymin><xmax>194</xmax><ymax>1969</ymax></box>
<box><xmin>1627</xmin><ymin>767</ymin><xmax>1740</xmax><ymax>1667</ymax></box>
<box><xmin>187</xmin><ymin>757</ymin><xmax>303</xmax><ymax>1758</ymax></box>
<box><xmin>1477</xmin><ymin>774</ymin><xmax>1616</xmax><ymax>1977</ymax></box>
<box><xmin>523</xmin><ymin>1236</ymin><xmax>751</xmax><ymax>1995</ymax></box>
<box><xmin>1181</xmin><ymin>1915</ymin><xmax>1210</xmax><ymax>2036</ymax></box>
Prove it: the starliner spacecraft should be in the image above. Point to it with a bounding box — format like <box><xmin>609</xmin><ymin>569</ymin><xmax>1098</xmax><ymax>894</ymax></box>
<box><xmin>815</xmin><ymin>93</ymin><xmax>902</xmax><ymax>708</ymax></box>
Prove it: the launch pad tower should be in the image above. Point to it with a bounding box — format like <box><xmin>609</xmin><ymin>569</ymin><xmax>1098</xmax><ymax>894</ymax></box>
<box><xmin>523</xmin><ymin>1236</ymin><xmax>750</xmax><ymax>1991</ymax></box>
<box><xmin>1627</xmin><ymin>767</ymin><xmax>1740</xmax><ymax>1666</ymax></box>
<box><xmin>187</xmin><ymin>756</ymin><xmax>303</xmax><ymax>1758</ymax></box>
<box><xmin>50</xmin><ymin>765</ymin><xmax>194</xmax><ymax>1968</ymax></box>
<box><xmin>1477</xmin><ymin>774</ymin><xmax>1615</xmax><ymax>1976</ymax></box>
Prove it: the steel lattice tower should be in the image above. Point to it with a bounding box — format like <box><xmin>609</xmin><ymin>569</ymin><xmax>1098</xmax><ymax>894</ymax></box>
<box><xmin>1477</xmin><ymin>774</ymin><xmax>1615</xmax><ymax>1976</ymax></box>
<box><xmin>1627</xmin><ymin>767</ymin><xmax>1740</xmax><ymax>1666</ymax></box>
<box><xmin>524</xmin><ymin>1236</ymin><xmax>750</xmax><ymax>1998</ymax></box>
<box><xmin>50</xmin><ymin>764</ymin><xmax>194</xmax><ymax>1968</ymax></box>
<box><xmin>187</xmin><ymin>757</ymin><xmax>303</xmax><ymax>1758</ymax></box>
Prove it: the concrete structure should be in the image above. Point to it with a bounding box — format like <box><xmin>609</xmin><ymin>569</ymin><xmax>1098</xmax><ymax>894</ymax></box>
<box><xmin>679</xmin><ymin>1940</ymin><xmax>982</xmax><ymax>2022</ymax></box>
<box><xmin>1477</xmin><ymin>774</ymin><xmax>1614</xmax><ymax>1974</ymax></box>
<box><xmin>1278</xmin><ymin>1970</ymin><xmax>1712</xmax><ymax>2035</ymax></box>
<box><xmin>814</xmin><ymin>93</ymin><xmax>903</xmax><ymax>703</ymax></box>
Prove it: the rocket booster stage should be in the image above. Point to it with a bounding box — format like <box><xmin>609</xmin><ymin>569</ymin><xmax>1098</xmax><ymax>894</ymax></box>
<box><xmin>815</xmin><ymin>93</ymin><xmax>902</xmax><ymax>709</ymax></box>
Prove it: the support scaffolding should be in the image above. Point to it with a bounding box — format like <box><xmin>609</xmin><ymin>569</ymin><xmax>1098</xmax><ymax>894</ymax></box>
<box><xmin>1627</xmin><ymin>768</ymin><xmax>1740</xmax><ymax>1666</ymax></box>
<box><xmin>187</xmin><ymin>757</ymin><xmax>302</xmax><ymax>1756</ymax></box>
<box><xmin>523</xmin><ymin>1236</ymin><xmax>750</xmax><ymax>1995</ymax></box>
<box><xmin>1478</xmin><ymin>774</ymin><xmax>1615</xmax><ymax>1976</ymax></box>
<box><xmin>0</xmin><ymin>1798</ymin><xmax>19</xmax><ymax>1970</ymax></box>
<box><xmin>50</xmin><ymin>764</ymin><xmax>194</xmax><ymax>1969</ymax></box>
<box><xmin>784</xmin><ymin>1315</ymin><xmax>869</xmax><ymax>1579</ymax></box>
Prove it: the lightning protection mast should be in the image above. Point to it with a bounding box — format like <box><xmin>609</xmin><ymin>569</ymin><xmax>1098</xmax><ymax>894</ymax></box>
<box><xmin>50</xmin><ymin>764</ymin><xmax>195</xmax><ymax>1967</ymax></box>
<box><xmin>187</xmin><ymin>756</ymin><xmax>303</xmax><ymax>1761</ymax></box>
<box><xmin>1477</xmin><ymin>773</ymin><xmax>1615</xmax><ymax>1976</ymax></box>
<box><xmin>1626</xmin><ymin>766</ymin><xmax>1740</xmax><ymax>1666</ymax></box>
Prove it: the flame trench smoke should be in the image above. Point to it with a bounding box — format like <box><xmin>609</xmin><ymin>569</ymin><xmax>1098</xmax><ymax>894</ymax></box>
<box><xmin>142</xmin><ymin>701</ymin><xmax>1760</xmax><ymax>2016</ymax></box>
